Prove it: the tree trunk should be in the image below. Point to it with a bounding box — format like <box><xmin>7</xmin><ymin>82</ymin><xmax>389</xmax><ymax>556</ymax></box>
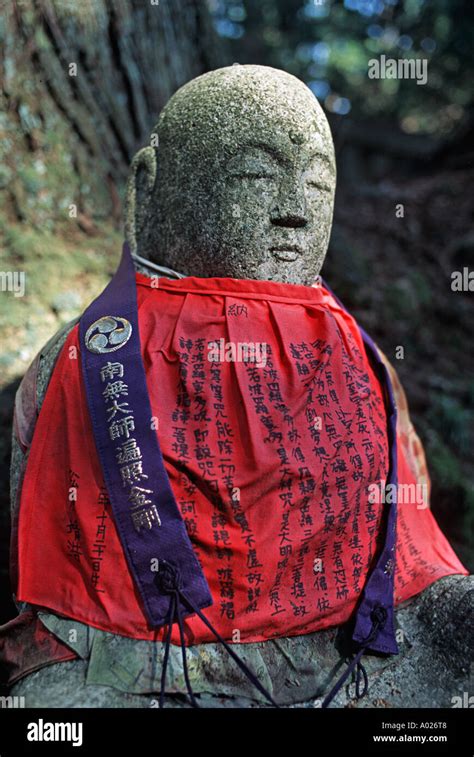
<box><xmin>0</xmin><ymin>0</ymin><xmax>226</xmax><ymax>225</ymax></box>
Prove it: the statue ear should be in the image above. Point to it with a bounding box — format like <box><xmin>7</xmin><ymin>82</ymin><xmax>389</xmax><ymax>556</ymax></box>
<box><xmin>125</xmin><ymin>146</ymin><xmax>157</xmax><ymax>254</ymax></box>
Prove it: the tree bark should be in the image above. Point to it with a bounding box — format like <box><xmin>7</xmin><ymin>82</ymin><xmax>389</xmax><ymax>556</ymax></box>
<box><xmin>0</xmin><ymin>0</ymin><xmax>226</xmax><ymax>224</ymax></box>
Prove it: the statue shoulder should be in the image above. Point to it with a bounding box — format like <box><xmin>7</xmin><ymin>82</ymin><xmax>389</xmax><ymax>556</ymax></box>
<box><xmin>10</xmin><ymin>317</ymin><xmax>80</xmax><ymax>506</ymax></box>
<box><xmin>9</xmin><ymin>318</ymin><xmax>80</xmax><ymax>612</ymax></box>
<box><xmin>36</xmin><ymin>317</ymin><xmax>81</xmax><ymax>411</ymax></box>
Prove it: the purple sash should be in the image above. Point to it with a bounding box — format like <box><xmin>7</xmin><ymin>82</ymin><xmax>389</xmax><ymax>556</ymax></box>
<box><xmin>79</xmin><ymin>243</ymin><xmax>212</xmax><ymax>627</ymax></box>
<box><xmin>350</xmin><ymin>330</ymin><xmax>398</xmax><ymax>655</ymax></box>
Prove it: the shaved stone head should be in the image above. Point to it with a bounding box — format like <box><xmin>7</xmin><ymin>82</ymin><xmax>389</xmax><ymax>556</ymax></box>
<box><xmin>126</xmin><ymin>64</ymin><xmax>336</xmax><ymax>285</ymax></box>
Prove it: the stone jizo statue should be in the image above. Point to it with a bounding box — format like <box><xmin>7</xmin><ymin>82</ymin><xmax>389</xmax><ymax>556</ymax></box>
<box><xmin>2</xmin><ymin>65</ymin><xmax>472</xmax><ymax>709</ymax></box>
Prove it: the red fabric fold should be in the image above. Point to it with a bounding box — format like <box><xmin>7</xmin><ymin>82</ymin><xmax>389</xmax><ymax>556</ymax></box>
<box><xmin>0</xmin><ymin>610</ymin><xmax>77</xmax><ymax>686</ymax></box>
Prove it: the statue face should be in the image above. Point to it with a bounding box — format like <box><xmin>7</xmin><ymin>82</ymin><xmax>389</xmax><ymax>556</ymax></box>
<box><xmin>209</xmin><ymin>128</ymin><xmax>335</xmax><ymax>284</ymax></box>
<box><xmin>133</xmin><ymin>66</ymin><xmax>336</xmax><ymax>285</ymax></box>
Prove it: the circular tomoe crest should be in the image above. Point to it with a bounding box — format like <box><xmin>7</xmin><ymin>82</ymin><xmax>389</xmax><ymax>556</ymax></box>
<box><xmin>85</xmin><ymin>316</ymin><xmax>132</xmax><ymax>354</ymax></box>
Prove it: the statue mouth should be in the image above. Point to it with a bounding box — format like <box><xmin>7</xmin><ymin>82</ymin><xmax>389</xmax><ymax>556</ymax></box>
<box><xmin>270</xmin><ymin>245</ymin><xmax>302</xmax><ymax>262</ymax></box>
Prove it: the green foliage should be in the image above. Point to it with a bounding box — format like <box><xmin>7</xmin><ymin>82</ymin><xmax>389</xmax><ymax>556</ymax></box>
<box><xmin>0</xmin><ymin>215</ymin><xmax>122</xmax><ymax>380</ymax></box>
<box><xmin>426</xmin><ymin>432</ymin><xmax>463</xmax><ymax>489</ymax></box>
<box><xmin>427</xmin><ymin>393</ymin><xmax>473</xmax><ymax>457</ymax></box>
<box><xmin>212</xmin><ymin>0</ymin><xmax>474</xmax><ymax>136</ymax></box>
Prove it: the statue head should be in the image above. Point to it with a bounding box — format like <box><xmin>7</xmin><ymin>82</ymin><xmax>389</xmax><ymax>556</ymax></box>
<box><xmin>126</xmin><ymin>64</ymin><xmax>336</xmax><ymax>285</ymax></box>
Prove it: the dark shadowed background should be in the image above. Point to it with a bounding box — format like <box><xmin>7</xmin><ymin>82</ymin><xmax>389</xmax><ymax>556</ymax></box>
<box><xmin>1</xmin><ymin>0</ymin><xmax>473</xmax><ymax>625</ymax></box>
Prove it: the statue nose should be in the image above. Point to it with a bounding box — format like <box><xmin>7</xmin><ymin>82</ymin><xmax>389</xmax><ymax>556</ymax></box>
<box><xmin>270</xmin><ymin>184</ymin><xmax>308</xmax><ymax>228</ymax></box>
<box><xmin>271</xmin><ymin>211</ymin><xmax>307</xmax><ymax>228</ymax></box>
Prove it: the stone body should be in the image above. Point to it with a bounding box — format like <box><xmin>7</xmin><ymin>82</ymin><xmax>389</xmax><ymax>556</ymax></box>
<box><xmin>6</xmin><ymin>65</ymin><xmax>473</xmax><ymax>707</ymax></box>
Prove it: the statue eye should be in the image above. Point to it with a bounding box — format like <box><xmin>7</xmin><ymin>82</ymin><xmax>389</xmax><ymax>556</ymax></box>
<box><xmin>228</xmin><ymin>155</ymin><xmax>277</xmax><ymax>180</ymax></box>
<box><xmin>229</xmin><ymin>164</ymin><xmax>276</xmax><ymax>180</ymax></box>
<box><xmin>240</xmin><ymin>170</ymin><xmax>275</xmax><ymax>180</ymax></box>
<box><xmin>305</xmin><ymin>178</ymin><xmax>332</xmax><ymax>191</ymax></box>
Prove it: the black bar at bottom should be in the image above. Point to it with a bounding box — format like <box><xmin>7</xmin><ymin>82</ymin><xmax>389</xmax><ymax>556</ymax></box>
<box><xmin>0</xmin><ymin>707</ymin><xmax>472</xmax><ymax>755</ymax></box>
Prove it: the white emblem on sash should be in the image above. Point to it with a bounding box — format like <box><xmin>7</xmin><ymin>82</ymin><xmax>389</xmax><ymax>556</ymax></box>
<box><xmin>85</xmin><ymin>316</ymin><xmax>132</xmax><ymax>354</ymax></box>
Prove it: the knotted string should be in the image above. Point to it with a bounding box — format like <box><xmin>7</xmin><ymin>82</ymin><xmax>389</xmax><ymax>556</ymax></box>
<box><xmin>159</xmin><ymin>591</ymin><xmax>175</xmax><ymax>709</ymax></box>
<box><xmin>157</xmin><ymin>561</ymin><xmax>386</xmax><ymax>709</ymax></box>
<box><xmin>156</xmin><ymin>560</ymin><xmax>279</xmax><ymax>708</ymax></box>
<box><xmin>321</xmin><ymin>605</ymin><xmax>387</xmax><ymax>709</ymax></box>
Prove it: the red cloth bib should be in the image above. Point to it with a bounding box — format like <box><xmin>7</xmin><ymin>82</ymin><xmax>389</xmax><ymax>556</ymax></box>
<box><xmin>15</xmin><ymin>274</ymin><xmax>467</xmax><ymax>644</ymax></box>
